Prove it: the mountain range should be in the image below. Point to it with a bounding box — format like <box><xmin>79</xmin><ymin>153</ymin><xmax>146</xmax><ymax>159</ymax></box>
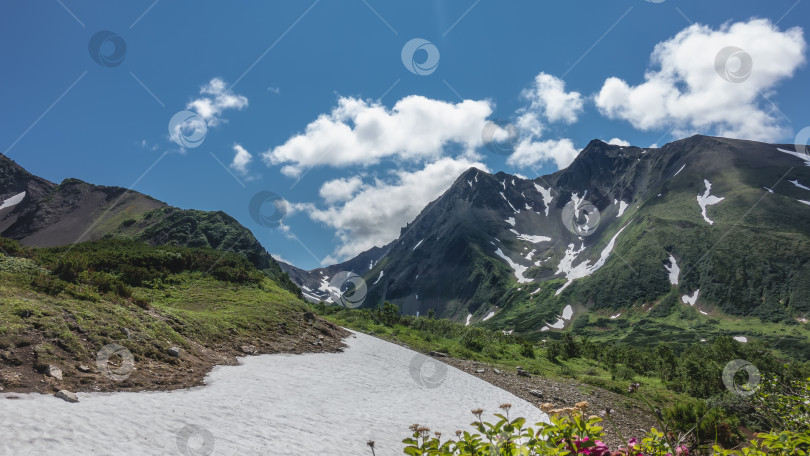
<box><xmin>281</xmin><ymin>135</ymin><xmax>810</xmax><ymax>339</ymax></box>
<box><xmin>3</xmin><ymin>135</ymin><xmax>810</xmax><ymax>345</ymax></box>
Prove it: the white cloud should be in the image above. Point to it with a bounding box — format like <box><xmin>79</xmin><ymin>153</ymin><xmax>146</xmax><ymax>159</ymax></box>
<box><xmin>187</xmin><ymin>78</ymin><xmax>249</xmax><ymax>126</ymax></box>
<box><xmin>319</xmin><ymin>176</ymin><xmax>365</xmax><ymax>204</ymax></box>
<box><xmin>294</xmin><ymin>157</ymin><xmax>489</xmax><ymax>263</ymax></box>
<box><xmin>230</xmin><ymin>144</ymin><xmax>252</xmax><ymax>175</ymax></box>
<box><xmin>595</xmin><ymin>19</ymin><xmax>806</xmax><ymax>141</ymax></box>
<box><xmin>607</xmin><ymin>138</ymin><xmax>631</xmax><ymax>146</ymax></box>
<box><xmin>507</xmin><ymin>138</ymin><xmax>579</xmax><ymax>169</ymax></box>
<box><xmin>270</xmin><ymin>253</ymin><xmax>289</xmax><ymax>264</ymax></box>
<box><xmin>262</xmin><ymin>95</ymin><xmax>492</xmax><ymax>177</ymax></box>
<box><xmin>521</xmin><ymin>72</ymin><xmax>584</xmax><ymax>124</ymax></box>
<box><xmin>506</xmin><ymin>73</ymin><xmax>583</xmax><ymax>171</ymax></box>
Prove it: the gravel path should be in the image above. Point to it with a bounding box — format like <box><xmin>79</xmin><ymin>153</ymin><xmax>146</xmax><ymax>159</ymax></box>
<box><xmin>441</xmin><ymin>357</ymin><xmax>659</xmax><ymax>449</ymax></box>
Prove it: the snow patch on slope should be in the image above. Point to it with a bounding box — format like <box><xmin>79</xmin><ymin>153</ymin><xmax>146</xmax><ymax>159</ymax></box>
<box><xmin>533</xmin><ymin>184</ymin><xmax>553</xmax><ymax>216</ymax></box>
<box><xmin>0</xmin><ymin>191</ymin><xmax>25</xmax><ymax>211</ymax></box>
<box><xmin>616</xmin><ymin>200</ymin><xmax>628</xmax><ymax>217</ymax></box>
<box><xmin>494</xmin><ymin>248</ymin><xmax>531</xmax><ymax>283</ymax></box>
<box><xmin>673</xmin><ymin>164</ymin><xmax>686</xmax><ymax>177</ymax></box>
<box><xmin>0</xmin><ymin>332</ymin><xmax>547</xmax><ymax>454</ymax></box>
<box><xmin>697</xmin><ymin>179</ymin><xmax>724</xmax><ymax>225</ymax></box>
<box><xmin>505</xmin><ymin>217</ymin><xmax>515</xmax><ymax>226</ymax></box>
<box><xmin>789</xmin><ymin>179</ymin><xmax>810</xmax><ymax>191</ymax></box>
<box><xmin>664</xmin><ymin>254</ymin><xmax>680</xmax><ymax>286</ymax></box>
<box><xmin>516</xmin><ymin>233</ymin><xmax>552</xmax><ymax>243</ymax></box>
<box><xmin>483</xmin><ymin>311</ymin><xmax>495</xmax><ymax>321</ymax></box>
<box><xmin>777</xmin><ymin>148</ymin><xmax>810</xmax><ymax>167</ymax></box>
<box><xmin>372</xmin><ymin>271</ymin><xmax>384</xmax><ymax>285</ymax></box>
<box><xmin>681</xmin><ymin>290</ymin><xmax>699</xmax><ymax>306</ymax></box>
<box><xmin>554</xmin><ymin>223</ymin><xmax>631</xmax><ymax>295</ymax></box>
<box><xmin>540</xmin><ymin>305</ymin><xmax>574</xmax><ymax>331</ymax></box>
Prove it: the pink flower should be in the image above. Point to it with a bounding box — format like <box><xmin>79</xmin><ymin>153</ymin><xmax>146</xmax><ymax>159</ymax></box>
<box><xmin>573</xmin><ymin>437</ymin><xmax>612</xmax><ymax>456</ymax></box>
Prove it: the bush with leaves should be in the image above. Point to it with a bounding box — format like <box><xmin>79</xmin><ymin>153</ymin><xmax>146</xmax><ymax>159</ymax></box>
<box><xmin>403</xmin><ymin>403</ymin><xmax>690</xmax><ymax>456</ymax></box>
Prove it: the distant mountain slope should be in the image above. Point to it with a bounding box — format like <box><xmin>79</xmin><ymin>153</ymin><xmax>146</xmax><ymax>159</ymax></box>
<box><xmin>285</xmin><ymin>136</ymin><xmax>810</xmax><ymax>334</ymax></box>
<box><xmin>0</xmin><ymin>154</ymin><xmax>298</xmax><ymax>295</ymax></box>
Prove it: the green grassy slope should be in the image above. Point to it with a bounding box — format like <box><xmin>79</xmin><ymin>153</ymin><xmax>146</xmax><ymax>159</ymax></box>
<box><xmin>0</xmin><ymin>237</ymin><xmax>329</xmax><ymax>392</ymax></box>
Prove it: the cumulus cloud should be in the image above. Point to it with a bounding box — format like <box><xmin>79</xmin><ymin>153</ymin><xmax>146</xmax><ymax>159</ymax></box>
<box><xmin>230</xmin><ymin>144</ymin><xmax>252</xmax><ymax>175</ymax></box>
<box><xmin>507</xmin><ymin>138</ymin><xmax>579</xmax><ymax>169</ymax></box>
<box><xmin>293</xmin><ymin>157</ymin><xmax>488</xmax><ymax>263</ymax></box>
<box><xmin>262</xmin><ymin>95</ymin><xmax>492</xmax><ymax>177</ymax></box>
<box><xmin>319</xmin><ymin>176</ymin><xmax>365</xmax><ymax>204</ymax></box>
<box><xmin>505</xmin><ymin>73</ymin><xmax>583</xmax><ymax>170</ymax></box>
<box><xmin>521</xmin><ymin>72</ymin><xmax>584</xmax><ymax>124</ymax></box>
<box><xmin>595</xmin><ymin>19</ymin><xmax>806</xmax><ymax>141</ymax></box>
<box><xmin>187</xmin><ymin>78</ymin><xmax>248</xmax><ymax>126</ymax></box>
<box><xmin>607</xmin><ymin>138</ymin><xmax>631</xmax><ymax>146</ymax></box>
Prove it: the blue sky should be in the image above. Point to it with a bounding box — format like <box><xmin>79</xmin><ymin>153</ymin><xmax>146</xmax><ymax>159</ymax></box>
<box><xmin>1</xmin><ymin>1</ymin><xmax>807</xmax><ymax>269</ymax></box>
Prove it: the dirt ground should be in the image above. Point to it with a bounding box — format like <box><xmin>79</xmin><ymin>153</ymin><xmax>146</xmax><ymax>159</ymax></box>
<box><xmin>0</xmin><ymin>316</ymin><xmax>349</xmax><ymax>395</ymax></box>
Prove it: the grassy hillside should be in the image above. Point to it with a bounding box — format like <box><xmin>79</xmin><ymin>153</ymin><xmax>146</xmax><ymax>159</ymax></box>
<box><xmin>0</xmin><ymin>237</ymin><xmax>344</xmax><ymax>393</ymax></box>
<box><xmin>109</xmin><ymin>207</ymin><xmax>300</xmax><ymax>296</ymax></box>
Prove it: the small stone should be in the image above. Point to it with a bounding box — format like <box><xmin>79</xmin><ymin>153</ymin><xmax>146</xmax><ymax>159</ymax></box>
<box><xmin>122</xmin><ymin>328</ymin><xmax>131</xmax><ymax>339</ymax></box>
<box><xmin>529</xmin><ymin>390</ymin><xmax>544</xmax><ymax>398</ymax></box>
<box><xmin>240</xmin><ymin>345</ymin><xmax>258</xmax><ymax>355</ymax></box>
<box><xmin>475</xmin><ymin>369</ymin><xmax>485</xmax><ymax>374</ymax></box>
<box><xmin>46</xmin><ymin>365</ymin><xmax>63</xmax><ymax>381</ymax></box>
<box><xmin>494</xmin><ymin>368</ymin><xmax>502</xmax><ymax>375</ymax></box>
<box><xmin>429</xmin><ymin>351</ymin><xmax>449</xmax><ymax>358</ymax></box>
<box><xmin>517</xmin><ymin>370</ymin><xmax>531</xmax><ymax>378</ymax></box>
<box><xmin>54</xmin><ymin>390</ymin><xmax>78</xmax><ymax>403</ymax></box>
<box><xmin>77</xmin><ymin>364</ymin><xmax>91</xmax><ymax>373</ymax></box>
<box><xmin>317</xmin><ymin>335</ymin><xmax>324</xmax><ymax>340</ymax></box>
<box><xmin>166</xmin><ymin>347</ymin><xmax>180</xmax><ymax>357</ymax></box>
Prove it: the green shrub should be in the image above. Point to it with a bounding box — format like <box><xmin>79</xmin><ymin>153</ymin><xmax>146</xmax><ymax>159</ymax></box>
<box><xmin>520</xmin><ymin>341</ymin><xmax>535</xmax><ymax>358</ymax></box>
<box><xmin>611</xmin><ymin>364</ymin><xmax>636</xmax><ymax>381</ymax></box>
<box><xmin>30</xmin><ymin>274</ymin><xmax>67</xmax><ymax>296</ymax></box>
